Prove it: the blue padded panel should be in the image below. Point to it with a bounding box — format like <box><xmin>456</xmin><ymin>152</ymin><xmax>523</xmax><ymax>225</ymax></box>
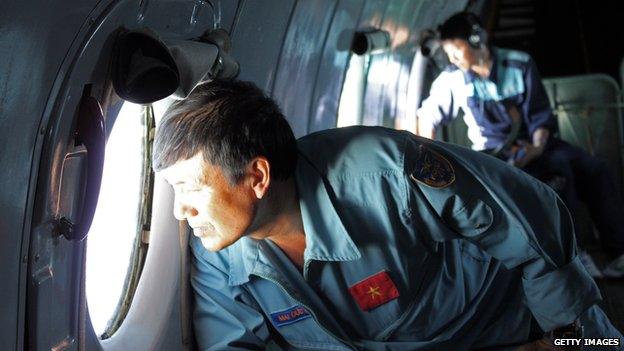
<box><xmin>231</xmin><ymin>0</ymin><xmax>295</xmax><ymax>92</ymax></box>
<box><xmin>307</xmin><ymin>0</ymin><xmax>366</xmax><ymax>133</ymax></box>
<box><xmin>272</xmin><ymin>0</ymin><xmax>339</xmax><ymax>138</ymax></box>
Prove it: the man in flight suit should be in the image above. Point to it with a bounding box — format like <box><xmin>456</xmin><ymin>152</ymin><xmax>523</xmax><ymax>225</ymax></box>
<box><xmin>415</xmin><ymin>12</ymin><xmax>624</xmax><ymax>278</ymax></box>
<box><xmin>153</xmin><ymin>79</ymin><xmax>622</xmax><ymax>350</ymax></box>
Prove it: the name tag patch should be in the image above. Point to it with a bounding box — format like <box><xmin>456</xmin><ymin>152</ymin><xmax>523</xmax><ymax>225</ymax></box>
<box><xmin>270</xmin><ymin>305</ymin><xmax>311</xmax><ymax>327</ymax></box>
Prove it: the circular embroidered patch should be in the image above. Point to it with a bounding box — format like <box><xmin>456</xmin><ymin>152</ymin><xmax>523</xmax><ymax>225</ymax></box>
<box><xmin>410</xmin><ymin>145</ymin><xmax>455</xmax><ymax>188</ymax></box>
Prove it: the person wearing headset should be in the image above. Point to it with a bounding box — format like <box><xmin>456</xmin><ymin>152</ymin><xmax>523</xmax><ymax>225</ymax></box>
<box><xmin>416</xmin><ymin>11</ymin><xmax>624</xmax><ymax>279</ymax></box>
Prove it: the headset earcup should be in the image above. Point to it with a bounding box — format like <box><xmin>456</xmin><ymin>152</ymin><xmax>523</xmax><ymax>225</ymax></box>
<box><xmin>469</xmin><ymin>33</ymin><xmax>481</xmax><ymax>47</ymax></box>
<box><xmin>468</xmin><ymin>23</ymin><xmax>487</xmax><ymax>48</ymax></box>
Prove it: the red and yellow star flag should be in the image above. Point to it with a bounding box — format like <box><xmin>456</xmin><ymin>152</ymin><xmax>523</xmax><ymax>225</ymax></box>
<box><xmin>348</xmin><ymin>271</ymin><xmax>399</xmax><ymax>311</ymax></box>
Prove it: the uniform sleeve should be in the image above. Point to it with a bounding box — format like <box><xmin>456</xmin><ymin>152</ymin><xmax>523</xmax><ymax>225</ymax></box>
<box><xmin>521</xmin><ymin>57</ymin><xmax>558</xmax><ymax>136</ymax></box>
<box><xmin>417</xmin><ymin>71</ymin><xmax>461</xmax><ymax>130</ymax></box>
<box><xmin>190</xmin><ymin>240</ymin><xmax>271</xmax><ymax>350</ymax></box>
<box><xmin>404</xmin><ymin>135</ymin><xmax>601</xmax><ymax>332</ymax></box>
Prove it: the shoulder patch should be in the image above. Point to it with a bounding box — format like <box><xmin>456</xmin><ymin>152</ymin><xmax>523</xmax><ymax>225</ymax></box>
<box><xmin>410</xmin><ymin>145</ymin><xmax>455</xmax><ymax>188</ymax></box>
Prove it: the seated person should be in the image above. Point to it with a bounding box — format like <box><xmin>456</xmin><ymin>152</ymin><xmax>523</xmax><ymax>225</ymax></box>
<box><xmin>153</xmin><ymin>79</ymin><xmax>622</xmax><ymax>350</ymax></box>
<box><xmin>416</xmin><ymin>11</ymin><xmax>624</xmax><ymax>278</ymax></box>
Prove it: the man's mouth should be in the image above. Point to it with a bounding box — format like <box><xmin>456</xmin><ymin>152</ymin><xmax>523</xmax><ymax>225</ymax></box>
<box><xmin>192</xmin><ymin>224</ymin><xmax>215</xmax><ymax>238</ymax></box>
<box><xmin>192</xmin><ymin>228</ymin><xmax>204</xmax><ymax>237</ymax></box>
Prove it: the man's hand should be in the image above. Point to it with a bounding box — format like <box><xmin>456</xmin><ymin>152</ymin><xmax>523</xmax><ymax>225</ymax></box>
<box><xmin>511</xmin><ymin>140</ymin><xmax>545</xmax><ymax>168</ymax></box>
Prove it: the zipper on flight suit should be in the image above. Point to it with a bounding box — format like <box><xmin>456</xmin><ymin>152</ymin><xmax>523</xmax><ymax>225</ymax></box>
<box><xmin>251</xmin><ymin>273</ymin><xmax>358</xmax><ymax>351</ymax></box>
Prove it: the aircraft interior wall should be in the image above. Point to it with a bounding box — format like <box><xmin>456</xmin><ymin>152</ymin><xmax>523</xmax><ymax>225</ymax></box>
<box><xmin>5</xmin><ymin>0</ymin><xmax>623</xmax><ymax>350</ymax></box>
<box><xmin>0</xmin><ymin>0</ymin><xmax>472</xmax><ymax>350</ymax></box>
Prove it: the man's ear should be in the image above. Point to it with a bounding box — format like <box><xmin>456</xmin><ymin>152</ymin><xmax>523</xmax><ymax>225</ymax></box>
<box><xmin>247</xmin><ymin>157</ymin><xmax>271</xmax><ymax>200</ymax></box>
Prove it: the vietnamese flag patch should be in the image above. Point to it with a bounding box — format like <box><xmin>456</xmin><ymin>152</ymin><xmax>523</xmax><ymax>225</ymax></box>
<box><xmin>348</xmin><ymin>271</ymin><xmax>399</xmax><ymax>311</ymax></box>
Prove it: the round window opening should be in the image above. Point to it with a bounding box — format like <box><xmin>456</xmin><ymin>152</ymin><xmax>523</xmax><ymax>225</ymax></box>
<box><xmin>86</xmin><ymin>102</ymin><xmax>153</xmax><ymax>338</ymax></box>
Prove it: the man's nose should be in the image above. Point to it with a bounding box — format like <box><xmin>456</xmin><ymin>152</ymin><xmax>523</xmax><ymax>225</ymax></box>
<box><xmin>173</xmin><ymin>198</ymin><xmax>197</xmax><ymax>220</ymax></box>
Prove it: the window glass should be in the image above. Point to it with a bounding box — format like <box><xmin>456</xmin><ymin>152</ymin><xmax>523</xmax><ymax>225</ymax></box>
<box><xmin>86</xmin><ymin>102</ymin><xmax>145</xmax><ymax>337</ymax></box>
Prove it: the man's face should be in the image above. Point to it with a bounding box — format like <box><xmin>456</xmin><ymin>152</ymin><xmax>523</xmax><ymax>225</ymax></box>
<box><xmin>441</xmin><ymin>39</ymin><xmax>478</xmax><ymax>71</ymax></box>
<box><xmin>161</xmin><ymin>153</ymin><xmax>258</xmax><ymax>252</ymax></box>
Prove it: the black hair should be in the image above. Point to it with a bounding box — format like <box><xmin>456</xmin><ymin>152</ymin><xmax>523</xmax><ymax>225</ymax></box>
<box><xmin>153</xmin><ymin>79</ymin><xmax>298</xmax><ymax>184</ymax></box>
<box><xmin>439</xmin><ymin>11</ymin><xmax>486</xmax><ymax>47</ymax></box>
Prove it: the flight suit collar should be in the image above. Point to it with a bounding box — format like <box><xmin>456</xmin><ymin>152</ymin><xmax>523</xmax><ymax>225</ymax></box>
<box><xmin>295</xmin><ymin>153</ymin><xmax>362</xmax><ymax>264</ymax></box>
<box><xmin>227</xmin><ymin>152</ymin><xmax>361</xmax><ymax>286</ymax></box>
<box><xmin>227</xmin><ymin>236</ymin><xmax>260</xmax><ymax>286</ymax></box>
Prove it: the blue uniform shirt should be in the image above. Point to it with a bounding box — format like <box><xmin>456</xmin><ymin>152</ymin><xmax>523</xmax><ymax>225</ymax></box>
<box><xmin>190</xmin><ymin>127</ymin><xmax>621</xmax><ymax>350</ymax></box>
<box><xmin>417</xmin><ymin>47</ymin><xmax>558</xmax><ymax>150</ymax></box>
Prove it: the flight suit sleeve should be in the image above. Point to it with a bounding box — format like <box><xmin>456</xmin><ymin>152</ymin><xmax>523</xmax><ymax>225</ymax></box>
<box><xmin>521</xmin><ymin>57</ymin><xmax>558</xmax><ymax>137</ymax></box>
<box><xmin>416</xmin><ymin>71</ymin><xmax>461</xmax><ymax>131</ymax></box>
<box><xmin>404</xmin><ymin>135</ymin><xmax>601</xmax><ymax>332</ymax></box>
<box><xmin>190</xmin><ymin>240</ymin><xmax>271</xmax><ymax>350</ymax></box>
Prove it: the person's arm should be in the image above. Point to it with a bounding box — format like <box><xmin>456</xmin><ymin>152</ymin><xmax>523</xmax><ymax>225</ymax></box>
<box><xmin>414</xmin><ymin>71</ymin><xmax>460</xmax><ymax>138</ymax></box>
<box><xmin>522</xmin><ymin>57</ymin><xmax>558</xmax><ymax>137</ymax></box>
<box><xmin>404</xmin><ymin>137</ymin><xmax>601</xmax><ymax>333</ymax></box>
<box><xmin>531</xmin><ymin>126</ymin><xmax>549</xmax><ymax>148</ymax></box>
<box><xmin>512</xmin><ymin>56</ymin><xmax>557</xmax><ymax>167</ymax></box>
<box><xmin>513</xmin><ymin>126</ymin><xmax>549</xmax><ymax>168</ymax></box>
<box><xmin>190</xmin><ymin>239</ymin><xmax>270</xmax><ymax>350</ymax></box>
<box><xmin>416</xmin><ymin>113</ymin><xmax>436</xmax><ymax>139</ymax></box>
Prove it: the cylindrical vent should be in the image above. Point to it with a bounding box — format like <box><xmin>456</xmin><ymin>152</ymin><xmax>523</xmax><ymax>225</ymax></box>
<box><xmin>419</xmin><ymin>29</ymin><xmax>441</xmax><ymax>57</ymax></box>
<box><xmin>351</xmin><ymin>29</ymin><xmax>390</xmax><ymax>55</ymax></box>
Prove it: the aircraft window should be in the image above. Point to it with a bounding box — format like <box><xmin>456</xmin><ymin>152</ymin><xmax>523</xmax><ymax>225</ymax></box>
<box><xmin>86</xmin><ymin>102</ymin><xmax>156</xmax><ymax>338</ymax></box>
<box><xmin>337</xmin><ymin>53</ymin><xmax>368</xmax><ymax>127</ymax></box>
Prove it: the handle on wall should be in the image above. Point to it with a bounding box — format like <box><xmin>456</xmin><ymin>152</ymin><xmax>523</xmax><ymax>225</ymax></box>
<box><xmin>57</xmin><ymin>94</ymin><xmax>105</xmax><ymax>241</ymax></box>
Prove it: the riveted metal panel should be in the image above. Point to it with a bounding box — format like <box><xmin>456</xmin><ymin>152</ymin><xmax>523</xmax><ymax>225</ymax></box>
<box><xmin>133</xmin><ymin>0</ymin><xmax>238</xmax><ymax>39</ymax></box>
<box><xmin>24</xmin><ymin>2</ymin><xmax>142</xmax><ymax>347</ymax></box>
<box><xmin>4</xmin><ymin>0</ymin><xmax>237</xmax><ymax>350</ymax></box>
<box><xmin>0</xmin><ymin>1</ymin><xmax>483</xmax><ymax>350</ymax></box>
<box><xmin>0</xmin><ymin>1</ymin><xmax>97</xmax><ymax>349</ymax></box>
<box><xmin>272</xmin><ymin>0</ymin><xmax>339</xmax><ymax>138</ymax></box>
<box><xmin>230</xmin><ymin>0</ymin><xmax>296</xmax><ymax>92</ymax></box>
